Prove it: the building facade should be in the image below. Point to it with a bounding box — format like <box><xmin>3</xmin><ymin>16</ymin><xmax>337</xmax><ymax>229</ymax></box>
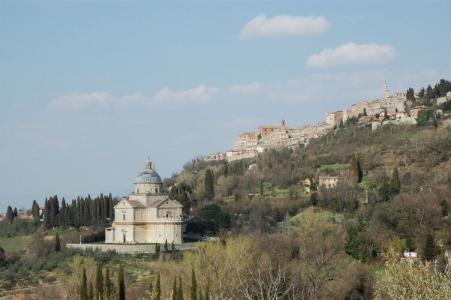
<box><xmin>105</xmin><ymin>159</ymin><xmax>183</xmax><ymax>244</ymax></box>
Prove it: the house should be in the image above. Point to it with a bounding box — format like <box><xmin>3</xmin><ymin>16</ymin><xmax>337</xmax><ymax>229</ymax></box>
<box><xmin>105</xmin><ymin>159</ymin><xmax>183</xmax><ymax>244</ymax></box>
<box><xmin>318</xmin><ymin>176</ymin><xmax>338</xmax><ymax>189</ymax></box>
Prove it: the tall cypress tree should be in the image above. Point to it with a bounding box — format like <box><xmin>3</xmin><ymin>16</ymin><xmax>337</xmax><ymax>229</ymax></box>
<box><xmin>390</xmin><ymin>167</ymin><xmax>401</xmax><ymax>194</ymax></box>
<box><xmin>117</xmin><ymin>267</ymin><xmax>125</xmax><ymax>300</ymax></box>
<box><xmin>178</xmin><ymin>276</ymin><xmax>184</xmax><ymax>300</ymax></box>
<box><xmin>31</xmin><ymin>200</ymin><xmax>40</xmax><ymax>219</ymax></box>
<box><xmin>204</xmin><ymin>169</ymin><xmax>214</xmax><ymax>201</ymax></box>
<box><xmin>424</xmin><ymin>233</ymin><xmax>437</xmax><ymax>261</ymax></box>
<box><xmin>80</xmin><ymin>268</ymin><xmax>88</xmax><ymax>300</ymax></box>
<box><xmin>88</xmin><ymin>281</ymin><xmax>94</xmax><ymax>300</ymax></box>
<box><xmin>54</xmin><ymin>232</ymin><xmax>61</xmax><ymax>252</ymax></box>
<box><xmin>172</xmin><ymin>277</ymin><xmax>178</xmax><ymax>300</ymax></box>
<box><xmin>155</xmin><ymin>273</ymin><xmax>161</xmax><ymax>300</ymax></box>
<box><xmin>204</xmin><ymin>281</ymin><xmax>210</xmax><ymax>300</ymax></box>
<box><xmin>190</xmin><ymin>268</ymin><xmax>197</xmax><ymax>300</ymax></box>
<box><xmin>103</xmin><ymin>268</ymin><xmax>111</xmax><ymax>300</ymax></box>
<box><xmin>95</xmin><ymin>264</ymin><xmax>103</xmax><ymax>300</ymax></box>
<box><xmin>6</xmin><ymin>206</ymin><xmax>14</xmax><ymax>223</ymax></box>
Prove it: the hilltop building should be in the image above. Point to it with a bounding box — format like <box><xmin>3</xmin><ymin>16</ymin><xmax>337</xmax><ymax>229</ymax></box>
<box><xmin>105</xmin><ymin>159</ymin><xmax>183</xmax><ymax>244</ymax></box>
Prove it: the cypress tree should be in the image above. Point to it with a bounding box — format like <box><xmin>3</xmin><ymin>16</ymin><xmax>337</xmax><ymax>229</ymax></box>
<box><xmin>148</xmin><ymin>279</ymin><xmax>153</xmax><ymax>299</ymax></box>
<box><xmin>204</xmin><ymin>169</ymin><xmax>214</xmax><ymax>201</ymax></box>
<box><xmin>390</xmin><ymin>167</ymin><xmax>401</xmax><ymax>194</ymax></box>
<box><xmin>172</xmin><ymin>277</ymin><xmax>178</xmax><ymax>300</ymax></box>
<box><xmin>440</xmin><ymin>199</ymin><xmax>449</xmax><ymax>217</ymax></box>
<box><xmin>13</xmin><ymin>207</ymin><xmax>18</xmax><ymax>217</ymax></box>
<box><xmin>204</xmin><ymin>281</ymin><xmax>210</xmax><ymax>300</ymax></box>
<box><xmin>95</xmin><ymin>264</ymin><xmax>103</xmax><ymax>300</ymax></box>
<box><xmin>190</xmin><ymin>268</ymin><xmax>197</xmax><ymax>300</ymax></box>
<box><xmin>178</xmin><ymin>276</ymin><xmax>184</xmax><ymax>300</ymax></box>
<box><xmin>80</xmin><ymin>268</ymin><xmax>88</xmax><ymax>300</ymax></box>
<box><xmin>117</xmin><ymin>267</ymin><xmax>125</xmax><ymax>300</ymax></box>
<box><xmin>88</xmin><ymin>281</ymin><xmax>94</xmax><ymax>300</ymax></box>
<box><xmin>6</xmin><ymin>206</ymin><xmax>14</xmax><ymax>223</ymax></box>
<box><xmin>155</xmin><ymin>273</ymin><xmax>161</xmax><ymax>300</ymax></box>
<box><xmin>424</xmin><ymin>233</ymin><xmax>437</xmax><ymax>261</ymax></box>
<box><xmin>54</xmin><ymin>232</ymin><xmax>61</xmax><ymax>252</ymax></box>
<box><xmin>350</xmin><ymin>153</ymin><xmax>363</xmax><ymax>184</ymax></box>
<box><xmin>31</xmin><ymin>200</ymin><xmax>40</xmax><ymax>219</ymax></box>
<box><xmin>104</xmin><ymin>268</ymin><xmax>111</xmax><ymax>300</ymax></box>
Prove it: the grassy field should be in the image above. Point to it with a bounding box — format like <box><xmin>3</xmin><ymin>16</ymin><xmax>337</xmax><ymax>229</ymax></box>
<box><xmin>0</xmin><ymin>235</ymin><xmax>32</xmax><ymax>254</ymax></box>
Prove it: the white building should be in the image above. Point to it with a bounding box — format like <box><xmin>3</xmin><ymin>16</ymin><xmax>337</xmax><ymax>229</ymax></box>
<box><xmin>105</xmin><ymin>159</ymin><xmax>183</xmax><ymax>244</ymax></box>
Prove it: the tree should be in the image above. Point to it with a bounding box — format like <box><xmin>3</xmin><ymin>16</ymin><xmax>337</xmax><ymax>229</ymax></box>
<box><xmin>205</xmin><ymin>169</ymin><xmax>215</xmax><ymax>201</ymax></box>
<box><xmin>88</xmin><ymin>281</ymin><xmax>94</xmax><ymax>300</ymax></box>
<box><xmin>350</xmin><ymin>153</ymin><xmax>363</xmax><ymax>184</ymax></box>
<box><xmin>54</xmin><ymin>232</ymin><xmax>61</xmax><ymax>252</ymax></box>
<box><xmin>310</xmin><ymin>192</ymin><xmax>318</xmax><ymax>206</ymax></box>
<box><xmin>172</xmin><ymin>277</ymin><xmax>178</xmax><ymax>300</ymax></box>
<box><xmin>440</xmin><ymin>199</ymin><xmax>448</xmax><ymax>217</ymax></box>
<box><xmin>13</xmin><ymin>207</ymin><xmax>18</xmax><ymax>217</ymax></box>
<box><xmin>178</xmin><ymin>276</ymin><xmax>184</xmax><ymax>300</ymax></box>
<box><xmin>204</xmin><ymin>281</ymin><xmax>210</xmax><ymax>300</ymax></box>
<box><xmin>32</xmin><ymin>200</ymin><xmax>40</xmax><ymax>219</ymax></box>
<box><xmin>390</xmin><ymin>167</ymin><xmax>401</xmax><ymax>194</ymax></box>
<box><xmin>80</xmin><ymin>268</ymin><xmax>88</xmax><ymax>300</ymax></box>
<box><xmin>155</xmin><ymin>273</ymin><xmax>161</xmax><ymax>300</ymax></box>
<box><xmin>190</xmin><ymin>268</ymin><xmax>197</xmax><ymax>300</ymax></box>
<box><xmin>6</xmin><ymin>206</ymin><xmax>14</xmax><ymax>223</ymax></box>
<box><xmin>418</xmin><ymin>87</ymin><xmax>425</xmax><ymax>99</ymax></box>
<box><xmin>104</xmin><ymin>268</ymin><xmax>111</xmax><ymax>300</ymax></box>
<box><xmin>406</xmin><ymin>88</ymin><xmax>415</xmax><ymax>101</ymax></box>
<box><xmin>95</xmin><ymin>264</ymin><xmax>103</xmax><ymax>300</ymax></box>
<box><xmin>424</xmin><ymin>233</ymin><xmax>437</xmax><ymax>261</ymax></box>
<box><xmin>117</xmin><ymin>267</ymin><xmax>125</xmax><ymax>300</ymax></box>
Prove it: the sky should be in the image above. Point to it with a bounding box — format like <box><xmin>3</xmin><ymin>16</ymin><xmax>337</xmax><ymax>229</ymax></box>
<box><xmin>1</xmin><ymin>0</ymin><xmax>450</xmax><ymax>211</ymax></box>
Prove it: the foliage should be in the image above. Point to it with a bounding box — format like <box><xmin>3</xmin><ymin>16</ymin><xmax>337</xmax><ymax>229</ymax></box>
<box><xmin>375</xmin><ymin>255</ymin><xmax>451</xmax><ymax>299</ymax></box>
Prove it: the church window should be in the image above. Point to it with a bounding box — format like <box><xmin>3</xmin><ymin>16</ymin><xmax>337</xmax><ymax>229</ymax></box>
<box><xmin>123</xmin><ymin>214</ymin><xmax>125</xmax><ymax>221</ymax></box>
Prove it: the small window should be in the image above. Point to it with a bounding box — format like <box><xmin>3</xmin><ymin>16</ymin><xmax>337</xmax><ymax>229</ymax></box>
<box><xmin>123</xmin><ymin>214</ymin><xmax>125</xmax><ymax>221</ymax></box>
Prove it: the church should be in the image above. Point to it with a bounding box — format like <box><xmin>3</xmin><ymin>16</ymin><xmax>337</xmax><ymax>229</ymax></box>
<box><xmin>105</xmin><ymin>159</ymin><xmax>183</xmax><ymax>244</ymax></box>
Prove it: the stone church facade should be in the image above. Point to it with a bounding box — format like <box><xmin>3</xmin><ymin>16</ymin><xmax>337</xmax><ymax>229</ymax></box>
<box><xmin>105</xmin><ymin>159</ymin><xmax>183</xmax><ymax>244</ymax></box>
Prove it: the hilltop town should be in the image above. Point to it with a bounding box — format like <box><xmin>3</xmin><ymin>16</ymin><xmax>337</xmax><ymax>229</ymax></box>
<box><xmin>206</xmin><ymin>82</ymin><xmax>451</xmax><ymax>162</ymax></box>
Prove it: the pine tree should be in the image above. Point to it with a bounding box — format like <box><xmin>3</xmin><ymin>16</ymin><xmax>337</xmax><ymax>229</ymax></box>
<box><xmin>190</xmin><ymin>268</ymin><xmax>197</xmax><ymax>300</ymax></box>
<box><xmin>88</xmin><ymin>281</ymin><xmax>94</xmax><ymax>300</ymax></box>
<box><xmin>155</xmin><ymin>273</ymin><xmax>161</xmax><ymax>300</ymax></box>
<box><xmin>172</xmin><ymin>277</ymin><xmax>178</xmax><ymax>300</ymax></box>
<box><xmin>80</xmin><ymin>268</ymin><xmax>88</xmax><ymax>300</ymax></box>
<box><xmin>95</xmin><ymin>264</ymin><xmax>103</xmax><ymax>300</ymax></box>
<box><xmin>117</xmin><ymin>267</ymin><xmax>125</xmax><ymax>300</ymax></box>
<box><xmin>104</xmin><ymin>268</ymin><xmax>111</xmax><ymax>300</ymax></box>
<box><xmin>54</xmin><ymin>232</ymin><xmax>61</xmax><ymax>252</ymax></box>
<box><xmin>6</xmin><ymin>206</ymin><xmax>14</xmax><ymax>223</ymax></box>
<box><xmin>204</xmin><ymin>169</ymin><xmax>214</xmax><ymax>201</ymax></box>
<box><xmin>31</xmin><ymin>200</ymin><xmax>40</xmax><ymax>219</ymax></box>
<box><xmin>424</xmin><ymin>233</ymin><xmax>437</xmax><ymax>261</ymax></box>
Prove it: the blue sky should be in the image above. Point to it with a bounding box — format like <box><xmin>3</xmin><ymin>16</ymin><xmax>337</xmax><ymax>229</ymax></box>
<box><xmin>1</xmin><ymin>0</ymin><xmax>450</xmax><ymax>210</ymax></box>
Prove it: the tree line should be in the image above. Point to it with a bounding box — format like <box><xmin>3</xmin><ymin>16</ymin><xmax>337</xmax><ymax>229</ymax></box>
<box><xmin>42</xmin><ymin>194</ymin><xmax>115</xmax><ymax>228</ymax></box>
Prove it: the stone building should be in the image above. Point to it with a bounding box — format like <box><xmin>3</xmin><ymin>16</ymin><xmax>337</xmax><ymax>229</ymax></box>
<box><xmin>105</xmin><ymin>159</ymin><xmax>183</xmax><ymax>244</ymax></box>
<box><xmin>318</xmin><ymin>176</ymin><xmax>338</xmax><ymax>189</ymax></box>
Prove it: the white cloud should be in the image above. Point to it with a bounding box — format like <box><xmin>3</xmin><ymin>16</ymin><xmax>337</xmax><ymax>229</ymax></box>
<box><xmin>153</xmin><ymin>85</ymin><xmax>218</xmax><ymax>104</ymax></box>
<box><xmin>240</xmin><ymin>15</ymin><xmax>331</xmax><ymax>39</ymax></box>
<box><xmin>49</xmin><ymin>92</ymin><xmax>148</xmax><ymax>110</ymax></box>
<box><xmin>230</xmin><ymin>82</ymin><xmax>263</xmax><ymax>95</ymax></box>
<box><xmin>307</xmin><ymin>42</ymin><xmax>396</xmax><ymax>67</ymax></box>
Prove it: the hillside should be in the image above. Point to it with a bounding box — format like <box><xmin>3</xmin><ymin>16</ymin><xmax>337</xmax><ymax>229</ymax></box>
<box><xmin>1</xmin><ymin>113</ymin><xmax>450</xmax><ymax>299</ymax></box>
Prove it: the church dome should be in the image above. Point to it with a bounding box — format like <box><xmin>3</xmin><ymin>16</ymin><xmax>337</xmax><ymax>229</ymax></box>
<box><xmin>135</xmin><ymin>159</ymin><xmax>162</xmax><ymax>184</ymax></box>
